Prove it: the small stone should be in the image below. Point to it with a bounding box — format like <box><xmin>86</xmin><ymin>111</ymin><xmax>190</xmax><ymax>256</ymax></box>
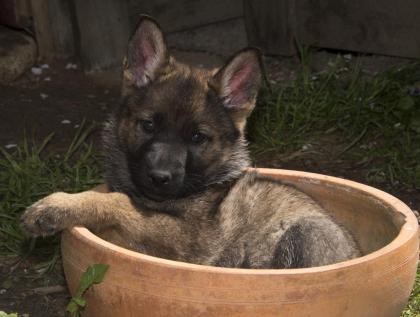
<box><xmin>65</xmin><ymin>63</ymin><xmax>78</xmax><ymax>70</ymax></box>
<box><xmin>4</xmin><ymin>144</ymin><xmax>17</xmax><ymax>149</ymax></box>
<box><xmin>40</xmin><ymin>63</ymin><xmax>49</xmax><ymax>69</ymax></box>
<box><xmin>31</xmin><ymin>67</ymin><xmax>42</xmax><ymax>75</ymax></box>
<box><xmin>74</xmin><ymin>124</ymin><xmax>80</xmax><ymax>129</ymax></box>
<box><xmin>0</xmin><ymin>289</ymin><xmax>6</xmax><ymax>294</ymax></box>
<box><xmin>44</xmin><ymin>77</ymin><xmax>51</xmax><ymax>81</ymax></box>
<box><xmin>343</xmin><ymin>54</ymin><xmax>352</xmax><ymax>60</ymax></box>
<box><xmin>61</xmin><ymin>119</ymin><xmax>71</xmax><ymax>124</ymax></box>
<box><xmin>40</xmin><ymin>93</ymin><xmax>48</xmax><ymax>99</ymax></box>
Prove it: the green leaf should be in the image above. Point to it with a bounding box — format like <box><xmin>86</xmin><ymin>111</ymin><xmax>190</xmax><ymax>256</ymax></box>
<box><xmin>66</xmin><ymin>263</ymin><xmax>109</xmax><ymax>316</ymax></box>
<box><xmin>66</xmin><ymin>301</ymin><xmax>79</xmax><ymax>314</ymax></box>
<box><xmin>75</xmin><ymin>263</ymin><xmax>109</xmax><ymax>297</ymax></box>
<box><xmin>73</xmin><ymin>297</ymin><xmax>87</xmax><ymax>307</ymax></box>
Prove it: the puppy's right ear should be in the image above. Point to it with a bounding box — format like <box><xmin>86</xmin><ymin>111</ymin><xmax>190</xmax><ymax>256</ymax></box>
<box><xmin>124</xmin><ymin>16</ymin><xmax>169</xmax><ymax>88</ymax></box>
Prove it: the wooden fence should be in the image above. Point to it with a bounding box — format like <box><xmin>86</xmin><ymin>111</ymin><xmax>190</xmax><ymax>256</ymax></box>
<box><xmin>1</xmin><ymin>0</ymin><xmax>418</xmax><ymax>71</ymax></box>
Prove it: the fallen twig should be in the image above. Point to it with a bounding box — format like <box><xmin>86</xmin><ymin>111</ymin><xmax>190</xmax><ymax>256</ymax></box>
<box><xmin>32</xmin><ymin>285</ymin><xmax>67</xmax><ymax>295</ymax></box>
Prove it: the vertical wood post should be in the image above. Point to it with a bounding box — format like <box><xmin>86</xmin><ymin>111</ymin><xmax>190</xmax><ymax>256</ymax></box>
<box><xmin>243</xmin><ymin>0</ymin><xmax>296</xmax><ymax>56</ymax></box>
<box><xmin>30</xmin><ymin>0</ymin><xmax>76</xmax><ymax>61</ymax></box>
<box><xmin>73</xmin><ymin>0</ymin><xmax>130</xmax><ymax>72</ymax></box>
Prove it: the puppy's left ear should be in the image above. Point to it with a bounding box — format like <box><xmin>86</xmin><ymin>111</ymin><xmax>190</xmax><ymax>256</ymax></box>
<box><xmin>211</xmin><ymin>48</ymin><xmax>262</xmax><ymax>131</ymax></box>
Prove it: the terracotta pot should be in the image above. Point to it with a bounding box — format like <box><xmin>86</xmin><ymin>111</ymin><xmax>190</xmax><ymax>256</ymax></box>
<box><xmin>61</xmin><ymin>168</ymin><xmax>419</xmax><ymax>317</ymax></box>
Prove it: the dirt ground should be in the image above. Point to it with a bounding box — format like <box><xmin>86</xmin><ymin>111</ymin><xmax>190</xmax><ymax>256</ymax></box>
<box><xmin>0</xmin><ymin>50</ymin><xmax>419</xmax><ymax>316</ymax></box>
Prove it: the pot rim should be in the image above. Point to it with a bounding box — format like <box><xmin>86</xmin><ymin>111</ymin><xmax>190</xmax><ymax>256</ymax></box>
<box><xmin>66</xmin><ymin>168</ymin><xmax>419</xmax><ymax>276</ymax></box>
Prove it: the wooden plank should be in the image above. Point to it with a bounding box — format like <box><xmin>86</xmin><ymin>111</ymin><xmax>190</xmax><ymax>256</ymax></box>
<box><xmin>15</xmin><ymin>0</ymin><xmax>31</xmax><ymax>27</ymax></box>
<box><xmin>128</xmin><ymin>0</ymin><xmax>243</xmax><ymax>33</ymax></box>
<box><xmin>296</xmin><ymin>0</ymin><xmax>420</xmax><ymax>59</ymax></box>
<box><xmin>243</xmin><ymin>0</ymin><xmax>296</xmax><ymax>56</ymax></box>
<box><xmin>0</xmin><ymin>0</ymin><xmax>18</xmax><ymax>27</ymax></box>
<box><xmin>0</xmin><ymin>0</ymin><xmax>31</xmax><ymax>28</ymax></box>
<box><xmin>73</xmin><ymin>0</ymin><xmax>130</xmax><ymax>71</ymax></box>
<box><xmin>30</xmin><ymin>1</ymin><xmax>54</xmax><ymax>60</ymax></box>
<box><xmin>30</xmin><ymin>0</ymin><xmax>76</xmax><ymax>61</ymax></box>
<box><xmin>167</xmin><ymin>18</ymin><xmax>247</xmax><ymax>57</ymax></box>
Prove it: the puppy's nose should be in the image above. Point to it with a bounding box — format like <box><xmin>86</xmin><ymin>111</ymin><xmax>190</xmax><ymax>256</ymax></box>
<box><xmin>149</xmin><ymin>170</ymin><xmax>172</xmax><ymax>186</ymax></box>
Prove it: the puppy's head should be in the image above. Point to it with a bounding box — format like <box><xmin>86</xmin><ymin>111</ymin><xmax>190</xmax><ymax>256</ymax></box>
<box><xmin>103</xmin><ymin>16</ymin><xmax>261</xmax><ymax>202</ymax></box>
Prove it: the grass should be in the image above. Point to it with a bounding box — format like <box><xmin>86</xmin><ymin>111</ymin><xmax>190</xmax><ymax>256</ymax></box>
<box><xmin>248</xmin><ymin>53</ymin><xmax>420</xmax><ymax>189</ymax></box>
<box><xmin>0</xmin><ymin>121</ymin><xmax>102</xmax><ymax>257</ymax></box>
<box><xmin>402</xmin><ymin>265</ymin><xmax>420</xmax><ymax>317</ymax></box>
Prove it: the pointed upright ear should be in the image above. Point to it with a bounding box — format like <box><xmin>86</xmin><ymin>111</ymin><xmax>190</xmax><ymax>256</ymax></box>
<box><xmin>211</xmin><ymin>48</ymin><xmax>262</xmax><ymax>130</ymax></box>
<box><xmin>124</xmin><ymin>16</ymin><xmax>169</xmax><ymax>88</ymax></box>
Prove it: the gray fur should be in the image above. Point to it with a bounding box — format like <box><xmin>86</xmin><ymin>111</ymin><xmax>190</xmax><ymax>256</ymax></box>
<box><xmin>207</xmin><ymin>172</ymin><xmax>361</xmax><ymax>268</ymax></box>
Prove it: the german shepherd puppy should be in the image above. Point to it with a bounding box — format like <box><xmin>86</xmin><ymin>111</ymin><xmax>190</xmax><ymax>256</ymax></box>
<box><xmin>21</xmin><ymin>17</ymin><xmax>360</xmax><ymax>268</ymax></box>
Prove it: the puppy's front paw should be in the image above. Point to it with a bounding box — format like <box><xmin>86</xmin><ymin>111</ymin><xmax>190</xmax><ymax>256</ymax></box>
<box><xmin>20</xmin><ymin>192</ymin><xmax>72</xmax><ymax>237</ymax></box>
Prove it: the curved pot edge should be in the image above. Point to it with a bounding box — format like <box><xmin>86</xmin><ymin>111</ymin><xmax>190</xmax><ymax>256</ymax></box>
<box><xmin>62</xmin><ymin>168</ymin><xmax>420</xmax><ymax>276</ymax></box>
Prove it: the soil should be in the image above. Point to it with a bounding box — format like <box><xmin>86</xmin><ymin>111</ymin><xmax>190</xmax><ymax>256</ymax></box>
<box><xmin>0</xmin><ymin>255</ymin><xmax>68</xmax><ymax>316</ymax></box>
<box><xmin>0</xmin><ymin>63</ymin><xmax>120</xmax><ymax>152</ymax></box>
<box><xmin>0</xmin><ymin>50</ymin><xmax>419</xmax><ymax>316</ymax></box>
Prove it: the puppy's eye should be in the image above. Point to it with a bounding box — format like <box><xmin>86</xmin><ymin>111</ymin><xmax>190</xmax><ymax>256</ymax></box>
<box><xmin>191</xmin><ymin>132</ymin><xmax>208</xmax><ymax>145</ymax></box>
<box><xmin>140</xmin><ymin>120</ymin><xmax>154</xmax><ymax>133</ymax></box>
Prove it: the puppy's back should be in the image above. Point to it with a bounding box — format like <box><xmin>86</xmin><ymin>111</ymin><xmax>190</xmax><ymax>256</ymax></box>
<box><xmin>214</xmin><ymin>171</ymin><xmax>360</xmax><ymax>268</ymax></box>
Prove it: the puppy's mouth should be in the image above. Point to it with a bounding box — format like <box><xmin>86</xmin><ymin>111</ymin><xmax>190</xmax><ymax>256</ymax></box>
<box><xmin>134</xmin><ymin>183</ymin><xmax>180</xmax><ymax>202</ymax></box>
<box><xmin>140</xmin><ymin>188</ymin><xmax>174</xmax><ymax>202</ymax></box>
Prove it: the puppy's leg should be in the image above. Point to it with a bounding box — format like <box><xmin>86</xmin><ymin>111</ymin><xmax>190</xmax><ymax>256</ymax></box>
<box><xmin>21</xmin><ymin>190</ymin><xmax>208</xmax><ymax>262</ymax></box>
<box><xmin>21</xmin><ymin>191</ymin><xmax>135</xmax><ymax>237</ymax></box>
